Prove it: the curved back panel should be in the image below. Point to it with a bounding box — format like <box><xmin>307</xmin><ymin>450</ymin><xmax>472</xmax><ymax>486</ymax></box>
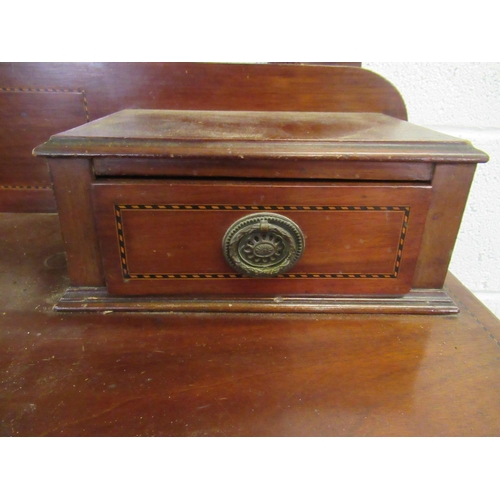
<box><xmin>0</xmin><ymin>63</ymin><xmax>407</xmax><ymax>212</ymax></box>
<box><xmin>1</xmin><ymin>62</ymin><xmax>407</xmax><ymax>119</ymax></box>
<box><xmin>91</xmin><ymin>63</ymin><xmax>407</xmax><ymax>119</ymax></box>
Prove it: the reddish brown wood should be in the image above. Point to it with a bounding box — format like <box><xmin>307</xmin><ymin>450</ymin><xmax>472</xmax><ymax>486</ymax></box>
<box><xmin>1</xmin><ymin>63</ymin><xmax>405</xmax><ymax>118</ymax></box>
<box><xmin>48</xmin><ymin>158</ymin><xmax>104</xmax><ymax>286</ymax></box>
<box><xmin>413</xmin><ymin>163</ymin><xmax>478</xmax><ymax>289</ymax></box>
<box><xmin>0</xmin><ymin>186</ymin><xmax>56</xmax><ymax>212</ymax></box>
<box><xmin>35</xmin><ymin>109</ymin><xmax>486</xmax><ymax>163</ymax></box>
<box><xmin>93</xmin><ymin>158</ymin><xmax>434</xmax><ymax>182</ymax></box>
<box><xmin>0</xmin><ymin>89</ymin><xmax>88</xmax><ymax>186</ymax></box>
<box><xmin>33</xmin><ymin>109</ymin><xmax>488</xmax><ymax>311</ymax></box>
<box><xmin>0</xmin><ymin>63</ymin><xmax>406</xmax><ymax>211</ymax></box>
<box><xmin>1</xmin><ymin>213</ymin><xmax>500</xmax><ymax>436</ymax></box>
<box><xmin>92</xmin><ymin>179</ymin><xmax>431</xmax><ymax>297</ymax></box>
<box><xmin>55</xmin><ymin>286</ymin><xmax>459</xmax><ymax>314</ymax></box>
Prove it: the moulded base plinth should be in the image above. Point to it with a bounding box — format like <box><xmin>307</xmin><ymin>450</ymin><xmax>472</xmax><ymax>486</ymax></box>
<box><xmin>54</xmin><ymin>287</ymin><xmax>459</xmax><ymax>315</ymax></box>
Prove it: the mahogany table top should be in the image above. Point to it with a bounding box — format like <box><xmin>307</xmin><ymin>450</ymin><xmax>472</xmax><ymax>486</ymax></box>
<box><xmin>1</xmin><ymin>212</ymin><xmax>499</xmax><ymax>436</ymax></box>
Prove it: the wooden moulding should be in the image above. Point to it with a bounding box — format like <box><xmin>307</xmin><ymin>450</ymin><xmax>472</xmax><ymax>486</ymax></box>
<box><xmin>34</xmin><ymin>110</ymin><xmax>488</xmax><ymax>163</ymax></box>
<box><xmin>55</xmin><ymin>287</ymin><xmax>459</xmax><ymax>315</ymax></box>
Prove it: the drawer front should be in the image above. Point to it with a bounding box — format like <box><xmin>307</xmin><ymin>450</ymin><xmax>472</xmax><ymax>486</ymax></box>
<box><xmin>92</xmin><ymin>180</ymin><xmax>432</xmax><ymax>296</ymax></box>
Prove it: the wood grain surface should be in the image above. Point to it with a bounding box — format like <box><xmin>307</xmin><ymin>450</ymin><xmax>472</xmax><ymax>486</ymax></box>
<box><xmin>0</xmin><ymin>62</ymin><xmax>404</xmax><ymax>211</ymax></box>
<box><xmin>34</xmin><ymin>109</ymin><xmax>487</xmax><ymax>162</ymax></box>
<box><xmin>92</xmin><ymin>180</ymin><xmax>432</xmax><ymax>297</ymax></box>
<box><xmin>34</xmin><ymin>109</ymin><xmax>487</xmax><ymax>309</ymax></box>
<box><xmin>1</xmin><ymin>213</ymin><xmax>499</xmax><ymax>436</ymax></box>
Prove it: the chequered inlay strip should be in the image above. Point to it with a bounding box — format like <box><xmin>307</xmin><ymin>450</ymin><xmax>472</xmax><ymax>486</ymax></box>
<box><xmin>115</xmin><ymin>204</ymin><xmax>410</xmax><ymax>280</ymax></box>
<box><xmin>1</xmin><ymin>185</ymin><xmax>52</xmax><ymax>190</ymax></box>
<box><xmin>0</xmin><ymin>86</ymin><xmax>90</xmax><ymax>122</ymax></box>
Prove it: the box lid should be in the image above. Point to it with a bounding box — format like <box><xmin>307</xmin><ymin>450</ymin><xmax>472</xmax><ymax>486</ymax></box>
<box><xmin>33</xmin><ymin>109</ymin><xmax>489</xmax><ymax>163</ymax></box>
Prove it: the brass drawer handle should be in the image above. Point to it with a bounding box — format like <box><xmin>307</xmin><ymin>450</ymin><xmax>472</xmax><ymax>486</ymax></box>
<box><xmin>222</xmin><ymin>213</ymin><xmax>305</xmax><ymax>277</ymax></box>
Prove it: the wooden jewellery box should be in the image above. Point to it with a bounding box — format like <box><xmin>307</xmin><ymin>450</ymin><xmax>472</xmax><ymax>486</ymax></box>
<box><xmin>34</xmin><ymin>106</ymin><xmax>488</xmax><ymax>314</ymax></box>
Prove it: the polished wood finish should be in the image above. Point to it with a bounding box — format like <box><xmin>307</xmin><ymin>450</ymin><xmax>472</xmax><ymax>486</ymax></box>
<box><xmin>1</xmin><ymin>213</ymin><xmax>499</xmax><ymax>436</ymax></box>
<box><xmin>33</xmin><ymin>108</ymin><xmax>488</xmax><ymax>312</ymax></box>
<box><xmin>34</xmin><ymin>109</ymin><xmax>485</xmax><ymax>162</ymax></box>
<box><xmin>0</xmin><ymin>89</ymin><xmax>88</xmax><ymax>185</ymax></box>
<box><xmin>48</xmin><ymin>158</ymin><xmax>104</xmax><ymax>286</ymax></box>
<box><xmin>0</xmin><ymin>62</ymin><xmax>404</xmax><ymax>211</ymax></box>
<box><xmin>93</xmin><ymin>158</ymin><xmax>434</xmax><ymax>182</ymax></box>
<box><xmin>56</xmin><ymin>286</ymin><xmax>459</xmax><ymax>314</ymax></box>
<box><xmin>0</xmin><ymin>186</ymin><xmax>55</xmax><ymax>212</ymax></box>
<box><xmin>413</xmin><ymin>163</ymin><xmax>478</xmax><ymax>289</ymax></box>
<box><xmin>91</xmin><ymin>179</ymin><xmax>432</xmax><ymax>297</ymax></box>
<box><xmin>0</xmin><ymin>88</ymin><xmax>88</xmax><ymax>212</ymax></box>
<box><xmin>2</xmin><ymin>63</ymin><xmax>403</xmax><ymax>117</ymax></box>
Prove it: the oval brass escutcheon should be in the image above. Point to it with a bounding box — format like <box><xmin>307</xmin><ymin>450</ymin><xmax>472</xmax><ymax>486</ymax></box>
<box><xmin>222</xmin><ymin>213</ymin><xmax>305</xmax><ymax>277</ymax></box>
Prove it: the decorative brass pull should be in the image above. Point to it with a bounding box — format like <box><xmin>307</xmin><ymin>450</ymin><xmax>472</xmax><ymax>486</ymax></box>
<box><xmin>222</xmin><ymin>213</ymin><xmax>305</xmax><ymax>277</ymax></box>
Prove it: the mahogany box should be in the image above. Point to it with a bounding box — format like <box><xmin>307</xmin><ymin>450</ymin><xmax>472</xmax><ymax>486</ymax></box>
<box><xmin>33</xmin><ymin>108</ymin><xmax>488</xmax><ymax>314</ymax></box>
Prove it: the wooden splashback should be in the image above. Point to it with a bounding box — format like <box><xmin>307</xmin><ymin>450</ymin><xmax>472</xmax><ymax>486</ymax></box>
<box><xmin>0</xmin><ymin>62</ymin><xmax>406</xmax><ymax>212</ymax></box>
